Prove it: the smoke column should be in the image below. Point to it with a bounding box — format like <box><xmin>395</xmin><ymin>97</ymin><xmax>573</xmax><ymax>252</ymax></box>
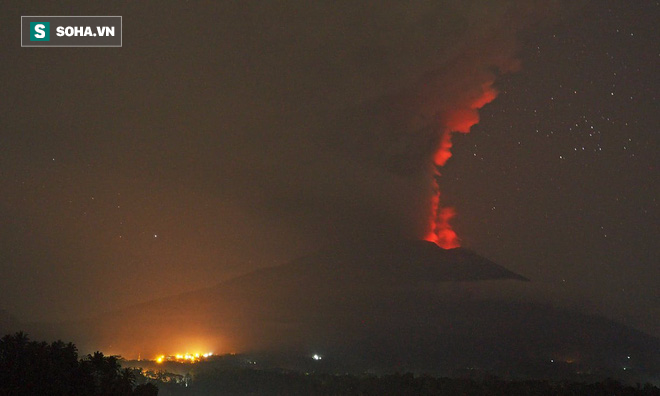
<box><xmin>184</xmin><ymin>1</ymin><xmax>559</xmax><ymax>251</ymax></box>
<box><xmin>426</xmin><ymin>81</ymin><xmax>500</xmax><ymax>248</ymax></box>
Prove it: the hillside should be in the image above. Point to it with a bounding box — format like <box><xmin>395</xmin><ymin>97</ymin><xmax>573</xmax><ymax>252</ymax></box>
<box><xmin>26</xmin><ymin>239</ymin><xmax>660</xmax><ymax>380</ymax></box>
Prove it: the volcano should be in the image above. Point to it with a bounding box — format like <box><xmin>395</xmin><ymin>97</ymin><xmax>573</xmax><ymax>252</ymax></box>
<box><xmin>26</xmin><ymin>239</ymin><xmax>659</xmax><ymax>380</ymax></box>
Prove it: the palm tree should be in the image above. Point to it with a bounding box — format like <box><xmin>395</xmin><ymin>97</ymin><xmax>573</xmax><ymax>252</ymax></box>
<box><xmin>120</xmin><ymin>367</ymin><xmax>137</xmax><ymax>389</ymax></box>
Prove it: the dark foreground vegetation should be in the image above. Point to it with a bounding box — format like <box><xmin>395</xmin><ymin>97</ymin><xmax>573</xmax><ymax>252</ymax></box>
<box><xmin>2</xmin><ymin>333</ymin><xmax>659</xmax><ymax>395</ymax></box>
<box><xmin>0</xmin><ymin>332</ymin><xmax>157</xmax><ymax>395</ymax></box>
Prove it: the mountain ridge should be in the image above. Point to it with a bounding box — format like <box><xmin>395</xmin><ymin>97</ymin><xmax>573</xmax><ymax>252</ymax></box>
<box><xmin>9</xmin><ymin>239</ymin><xmax>658</xmax><ymax>381</ymax></box>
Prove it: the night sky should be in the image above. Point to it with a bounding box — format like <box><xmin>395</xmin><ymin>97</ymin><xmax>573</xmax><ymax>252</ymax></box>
<box><xmin>1</xmin><ymin>1</ymin><xmax>658</xmax><ymax>338</ymax></box>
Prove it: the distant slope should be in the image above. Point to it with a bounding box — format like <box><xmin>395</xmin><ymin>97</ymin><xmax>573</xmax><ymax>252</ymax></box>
<box><xmin>281</xmin><ymin>239</ymin><xmax>528</xmax><ymax>282</ymax></box>
<box><xmin>41</xmin><ymin>239</ymin><xmax>658</xmax><ymax>381</ymax></box>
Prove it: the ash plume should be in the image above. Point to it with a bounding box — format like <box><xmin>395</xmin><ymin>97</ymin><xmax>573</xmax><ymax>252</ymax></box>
<box><xmin>225</xmin><ymin>1</ymin><xmax>561</xmax><ymax>247</ymax></box>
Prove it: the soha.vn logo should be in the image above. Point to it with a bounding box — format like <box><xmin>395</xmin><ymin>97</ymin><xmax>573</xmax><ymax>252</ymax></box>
<box><xmin>29</xmin><ymin>22</ymin><xmax>115</xmax><ymax>41</ymax></box>
<box><xmin>23</xmin><ymin>16</ymin><xmax>121</xmax><ymax>47</ymax></box>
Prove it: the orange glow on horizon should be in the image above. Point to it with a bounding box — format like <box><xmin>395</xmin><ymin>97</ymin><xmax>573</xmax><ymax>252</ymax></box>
<box><xmin>154</xmin><ymin>351</ymin><xmax>214</xmax><ymax>364</ymax></box>
<box><xmin>427</xmin><ymin>82</ymin><xmax>498</xmax><ymax>249</ymax></box>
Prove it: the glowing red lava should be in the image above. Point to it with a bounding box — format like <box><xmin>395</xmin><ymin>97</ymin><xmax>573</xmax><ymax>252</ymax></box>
<box><xmin>426</xmin><ymin>81</ymin><xmax>498</xmax><ymax>249</ymax></box>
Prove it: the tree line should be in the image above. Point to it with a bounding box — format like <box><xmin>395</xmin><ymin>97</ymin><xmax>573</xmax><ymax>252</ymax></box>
<box><xmin>0</xmin><ymin>332</ymin><xmax>157</xmax><ymax>395</ymax></box>
<box><xmin>2</xmin><ymin>331</ymin><xmax>659</xmax><ymax>395</ymax></box>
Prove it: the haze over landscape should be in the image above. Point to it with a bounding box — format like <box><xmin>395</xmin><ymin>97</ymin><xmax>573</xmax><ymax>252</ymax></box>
<box><xmin>1</xmin><ymin>0</ymin><xmax>658</xmax><ymax>387</ymax></box>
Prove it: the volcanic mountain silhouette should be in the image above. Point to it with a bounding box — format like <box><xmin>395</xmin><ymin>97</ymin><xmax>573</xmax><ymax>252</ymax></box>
<box><xmin>53</xmin><ymin>239</ymin><xmax>659</xmax><ymax>379</ymax></box>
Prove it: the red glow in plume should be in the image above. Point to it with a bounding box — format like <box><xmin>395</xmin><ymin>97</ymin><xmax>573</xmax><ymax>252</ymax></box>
<box><xmin>426</xmin><ymin>81</ymin><xmax>498</xmax><ymax>249</ymax></box>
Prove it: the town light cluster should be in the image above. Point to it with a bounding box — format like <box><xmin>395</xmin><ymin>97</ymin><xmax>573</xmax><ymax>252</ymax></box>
<box><xmin>155</xmin><ymin>352</ymin><xmax>213</xmax><ymax>364</ymax></box>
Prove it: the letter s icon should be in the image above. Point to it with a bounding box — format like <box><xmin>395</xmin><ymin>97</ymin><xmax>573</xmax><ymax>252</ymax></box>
<box><xmin>29</xmin><ymin>21</ymin><xmax>50</xmax><ymax>42</ymax></box>
<box><xmin>34</xmin><ymin>24</ymin><xmax>45</xmax><ymax>38</ymax></box>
